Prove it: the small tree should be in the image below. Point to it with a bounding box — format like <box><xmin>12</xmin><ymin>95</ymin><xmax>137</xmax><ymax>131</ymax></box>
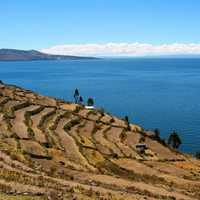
<box><xmin>168</xmin><ymin>131</ymin><xmax>182</xmax><ymax>149</ymax></box>
<box><xmin>154</xmin><ymin>128</ymin><xmax>161</xmax><ymax>141</ymax></box>
<box><xmin>124</xmin><ymin>116</ymin><xmax>129</xmax><ymax>123</ymax></box>
<box><xmin>124</xmin><ymin>115</ymin><xmax>131</xmax><ymax>131</ymax></box>
<box><xmin>73</xmin><ymin>88</ymin><xmax>79</xmax><ymax>103</ymax></box>
<box><xmin>87</xmin><ymin>97</ymin><xmax>94</xmax><ymax>106</ymax></box>
<box><xmin>195</xmin><ymin>151</ymin><xmax>200</xmax><ymax>159</ymax></box>
<box><xmin>79</xmin><ymin>96</ymin><xmax>83</xmax><ymax>104</ymax></box>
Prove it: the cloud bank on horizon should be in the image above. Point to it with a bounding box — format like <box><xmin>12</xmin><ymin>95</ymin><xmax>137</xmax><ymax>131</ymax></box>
<box><xmin>41</xmin><ymin>43</ymin><xmax>200</xmax><ymax>57</ymax></box>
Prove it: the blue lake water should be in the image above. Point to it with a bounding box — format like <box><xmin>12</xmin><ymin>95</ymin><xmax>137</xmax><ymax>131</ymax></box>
<box><xmin>0</xmin><ymin>58</ymin><xmax>200</xmax><ymax>154</ymax></box>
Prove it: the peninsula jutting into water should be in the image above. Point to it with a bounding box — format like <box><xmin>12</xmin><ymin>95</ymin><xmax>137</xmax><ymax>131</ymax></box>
<box><xmin>0</xmin><ymin>81</ymin><xmax>200</xmax><ymax>199</ymax></box>
<box><xmin>0</xmin><ymin>49</ymin><xmax>96</xmax><ymax>61</ymax></box>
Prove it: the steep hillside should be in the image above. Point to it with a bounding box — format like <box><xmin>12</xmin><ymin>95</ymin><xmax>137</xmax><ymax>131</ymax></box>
<box><xmin>0</xmin><ymin>81</ymin><xmax>200</xmax><ymax>200</ymax></box>
<box><xmin>0</xmin><ymin>49</ymin><xmax>95</xmax><ymax>61</ymax></box>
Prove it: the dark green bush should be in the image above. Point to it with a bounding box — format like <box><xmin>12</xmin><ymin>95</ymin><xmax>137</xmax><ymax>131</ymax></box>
<box><xmin>195</xmin><ymin>151</ymin><xmax>200</xmax><ymax>159</ymax></box>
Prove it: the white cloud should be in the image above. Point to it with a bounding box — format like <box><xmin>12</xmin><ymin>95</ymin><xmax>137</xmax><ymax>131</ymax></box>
<box><xmin>41</xmin><ymin>43</ymin><xmax>200</xmax><ymax>57</ymax></box>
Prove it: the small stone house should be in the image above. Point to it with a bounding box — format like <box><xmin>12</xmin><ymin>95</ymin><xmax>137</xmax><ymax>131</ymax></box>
<box><xmin>136</xmin><ymin>143</ymin><xmax>146</xmax><ymax>154</ymax></box>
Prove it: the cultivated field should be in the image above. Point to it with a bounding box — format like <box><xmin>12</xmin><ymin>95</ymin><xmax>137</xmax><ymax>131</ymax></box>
<box><xmin>0</xmin><ymin>82</ymin><xmax>200</xmax><ymax>200</ymax></box>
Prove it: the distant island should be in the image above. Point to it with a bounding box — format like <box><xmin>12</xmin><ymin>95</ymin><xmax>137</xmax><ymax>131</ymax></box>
<box><xmin>0</xmin><ymin>49</ymin><xmax>96</xmax><ymax>61</ymax></box>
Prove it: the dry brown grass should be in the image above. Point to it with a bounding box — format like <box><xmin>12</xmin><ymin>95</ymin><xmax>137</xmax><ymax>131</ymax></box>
<box><xmin>0</xmin><ymin>82</ymin><xmax>200</xmax><ymax>200</ymax></box>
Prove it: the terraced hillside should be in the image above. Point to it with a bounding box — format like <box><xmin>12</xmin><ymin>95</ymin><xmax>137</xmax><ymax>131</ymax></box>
<box><xmin>0</xmin><ymin>82</ymin><xmax>200</xmax><ymax>200</ymax></box>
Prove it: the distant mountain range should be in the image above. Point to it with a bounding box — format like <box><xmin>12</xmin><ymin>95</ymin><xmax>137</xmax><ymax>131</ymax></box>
<box><xmin>0</xmin><ymin>49</ymin><xmax>96</xmax><ymax>61</ymax></box>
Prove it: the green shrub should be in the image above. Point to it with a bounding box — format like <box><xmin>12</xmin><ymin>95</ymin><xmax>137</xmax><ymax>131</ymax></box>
<box><xmin>87</xmin><ymin>98</ymin><xmax>94</xmax><ymax>106</ymax></box>
<box><xmin>195</xmin><ymin>151</ymin><xmax>200</xmax><ymax>159</ymax></box>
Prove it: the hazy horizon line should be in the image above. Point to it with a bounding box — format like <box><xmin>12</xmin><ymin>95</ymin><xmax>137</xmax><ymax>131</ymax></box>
<box><xmin>40</xmin><ymin>42</ymin><xmax>200</xmax><ymax>57</ymax></box>
<box><xmin>2</xmin><ymin>46</ymin><xmax>200</xmax><ymax>59</ymax></box>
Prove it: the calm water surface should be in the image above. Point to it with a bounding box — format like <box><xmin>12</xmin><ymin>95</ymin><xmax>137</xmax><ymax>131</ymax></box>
<box><xmin>0</xmin><ymin>58</ymin><xmax>200</xmax><ymax>153</ymax></box>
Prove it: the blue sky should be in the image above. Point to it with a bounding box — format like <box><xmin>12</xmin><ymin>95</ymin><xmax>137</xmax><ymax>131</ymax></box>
<box><xmin>1</xmin><ymin>1</ymin><xmax>200</xmax><ymax>55</ymax></box>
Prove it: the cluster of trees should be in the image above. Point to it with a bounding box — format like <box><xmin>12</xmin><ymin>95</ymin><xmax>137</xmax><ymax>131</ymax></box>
<box><xmin>73</xmin><ymin>88</ymin><xmax>94</xmax><ymax>106</ymax></box>
<box><xmin>152</xmin><ymin>129</ymin><xmax>200</xmax><ymax>159</ymax></box>
<box><xmin>122</xmin><ymin>115</ymin><xmax>200</xmax><ymax>158</ymax></box>
<box><xmin>73</xmin><ymin>89</ymin><xmax>83</xmax><ymax>104</ymax></box>
<box><xmin>152</xmin><ymin>129</ymin><xmax>182</xmax><ymax>149</ymax></box>
<box><xmin>122</xmin><ymin>116</ymin><xmax>183</xmax><ymax>148</ymax></box>
<box><xmin>167</xmin><ymin>131</ymin><xmax>182</xmax><ymax>149</ymax></box>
